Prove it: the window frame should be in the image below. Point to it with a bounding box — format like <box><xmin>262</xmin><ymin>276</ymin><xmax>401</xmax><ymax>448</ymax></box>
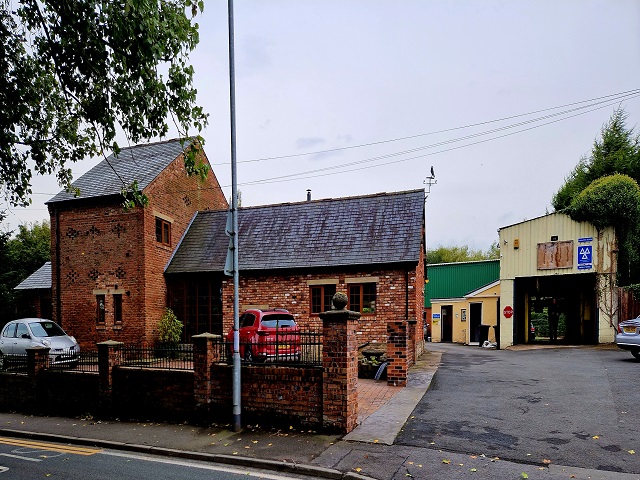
<box><xmin>113</xmin><ymin>294</ymin><xmax>123</xmax><ymax>324</ymax></box>
<box><xmin>348</xmin><ymin>283</ymin><xmax>377</xmax><ymax>314</ymax></box>
<box><xmin>310</xmin><ymin>284</ymin><xmax>337</xmax><ymax>314</ymax></box>
<box><xmin>155</xmin><ymin>217</ymin><xmax>171</xmax><ymax>246</ymax></box>
<box><xmin>96</xmin><ymin>294</ymin><xmax>106</xmax><ymax>324</ymax></box>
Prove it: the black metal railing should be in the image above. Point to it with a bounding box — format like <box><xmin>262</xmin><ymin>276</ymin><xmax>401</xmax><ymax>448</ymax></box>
<box><xmin>220</xmin><ymin>330</ymin><xmax>323</xmax><ymax>366</ymax></box>
<box><xmin>120</xmin><ymin>344</ymin><xmax>194</xmax><ymax>371</ymax></box>
<box><xmin>0</xmin><ymin>353</ymin><xmax>27</xmax><ymax>373</ymax></box>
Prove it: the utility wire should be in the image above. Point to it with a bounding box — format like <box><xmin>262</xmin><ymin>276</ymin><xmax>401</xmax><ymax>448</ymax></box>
<box><xmin>232</xmin><ymin>94</ymin><xmax>640</xmax><ymax>187</ymax></box>
<box><xmin>25</xmin><ymin>90</ymin><xmax>640</xmax><ymax>195</ymax></box>
<box><xmin>229</xmin><ymin>93</ymin><xmax>640</xmax><ymax>187</ymax></box>
<box><xmin>212</xmin><ymin>88</ymin><xmax>640</xmax><ymax>166</ymax></box>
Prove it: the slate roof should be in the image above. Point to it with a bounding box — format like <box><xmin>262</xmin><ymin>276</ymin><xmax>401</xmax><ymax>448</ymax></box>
<box><xmin>47</xmin><ymin>138</ymin><xmax>191</xmax><ymax>204</ymax></box>
<box><xmin>166</xmin><ymin>189</ymin><xmax>425</xmax><ymax>274</ymax></box>
<box><xmin>14</xmin><ymin>262</ymin><xmax>52</xmax><ymax>290</ymax></box>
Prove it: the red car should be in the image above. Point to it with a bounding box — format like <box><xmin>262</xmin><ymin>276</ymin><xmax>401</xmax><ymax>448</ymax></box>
<box><xmin>226</xmin><ymin>309</ymin><xmax>301</xmax><ymax>362</ymax></box>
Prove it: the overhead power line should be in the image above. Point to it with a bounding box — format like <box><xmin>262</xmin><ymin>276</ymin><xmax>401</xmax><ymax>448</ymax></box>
<box><xmin>229</xmin><ymin>92</ymin><xmax>640</xmax><ymax>187</ymax></box>
<box><xmin>212</xmin><ymin>88</ymin><xmax>640</xmax><ymax>166</ymax></box>
<box><xmin>24</xmin><ymin>89</ymin><xmax>640</xmax><ymax>196</ymax></box>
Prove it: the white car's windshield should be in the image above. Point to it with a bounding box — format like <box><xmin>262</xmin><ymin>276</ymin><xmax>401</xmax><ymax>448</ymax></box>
<box><xmin>28</xmin><ymin>321</ymin><xmax>66</xmax><ymax>337</ymax></box>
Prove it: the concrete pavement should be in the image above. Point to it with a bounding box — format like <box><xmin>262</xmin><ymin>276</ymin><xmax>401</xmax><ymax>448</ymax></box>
<box><xmin>1</xmin><ymin>344</ymin><xmax>638</xmax><ymax>479</ymax></box>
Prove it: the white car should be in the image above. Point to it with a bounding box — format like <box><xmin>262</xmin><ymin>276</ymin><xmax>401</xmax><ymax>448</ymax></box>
<box><xmin>0</xmin><ymin>318</ymin><xmax>80</xmax><ymax>369</ymax></box>
<box><xmin>616</xmin><ymin>316</ymin><xmax>640</xmax><ymax>360</ymax></box>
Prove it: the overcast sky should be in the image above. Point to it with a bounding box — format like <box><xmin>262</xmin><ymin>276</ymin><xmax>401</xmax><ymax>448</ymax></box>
<box><xmin>4</xmin><ymin>0</ymin><xmax>640</xmax><ymax>251</ymax></box>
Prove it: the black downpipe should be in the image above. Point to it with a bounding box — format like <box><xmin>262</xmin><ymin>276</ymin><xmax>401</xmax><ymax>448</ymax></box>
<box><xmin>55</xmin><ymin>208</ymin><xmax>61</xmax><ymax>326</ymax></box>
<box><xmin>405</xmin><ymin>270</ymin><xmax>409</xmax><ymax>320</ymax></box>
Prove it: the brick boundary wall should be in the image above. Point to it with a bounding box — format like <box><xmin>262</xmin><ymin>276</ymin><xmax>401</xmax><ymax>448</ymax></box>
<box><xmin>0</xmin><ymin>323</ymin><xmax>361</xmax><ymax>434</ymax></box>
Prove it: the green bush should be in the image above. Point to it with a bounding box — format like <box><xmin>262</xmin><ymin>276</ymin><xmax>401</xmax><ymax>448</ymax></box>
<box><xmin>157</xmin><ymin>308</ymin><xmax>183</xmax><ymax>347</ymax></box>
<box><xmin>567</xmin><ymin>174</ymin><xmax>640</xmax><ymax>231</ymax></box>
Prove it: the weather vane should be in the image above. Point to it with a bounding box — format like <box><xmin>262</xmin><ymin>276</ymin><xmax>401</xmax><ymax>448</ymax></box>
<box><xmin>423</xmin><ymin>166</ymin><xmax>437</xmax><ymax>197</ymax></box>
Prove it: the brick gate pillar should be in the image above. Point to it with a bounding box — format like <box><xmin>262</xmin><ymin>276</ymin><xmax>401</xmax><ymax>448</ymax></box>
<box><xmin>193</xmin><ymin>333</ymin><xmax>222</xmax><ymax>414</ymax></box>
<box><xmin>319</xmin><ymin>292</ymin><xmax>360</xmax><ymax>433</ymax></box>
<box><xmin>97</xmin><ymin>340</ymin><xmax>124</xmax><ymax>414</ymax></box>
<box><xmin>387</xmin><ymin>321</ymin><xmax>408</xmax><ymax>386</ymax></box>
<box><xmin>26</xmin><ymin>346</ymin><xmax>50</xmax><ymax>377</ymax></box>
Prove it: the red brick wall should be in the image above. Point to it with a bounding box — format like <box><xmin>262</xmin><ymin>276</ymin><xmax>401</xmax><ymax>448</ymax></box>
<box><xmin>49</xmin><ymin>147</ymin><xmax>227</xmax><ymax>348</ymax></box>
<box><xmin>208</xmin><ymin>364</ymin><xmax>323</xmax><ymax>428</ymax></box>
<box><xmin>141</xmin><ymin>149</ymin><xmax>227</xmax><ymax>343</ymax></box>
<box><xmin>221</xmin><ymin>266</ymin><xmax>422</xmax><ymax>346</ymax></box>
<box><xmin>113</xmin><ymin>368</ymin><xmax>195</xmax><ymax>421</ymax></box>
<box><xmin>50</xmin><ymin>199</ymin><xmax>146</xmax><ymax>347</ymax></box>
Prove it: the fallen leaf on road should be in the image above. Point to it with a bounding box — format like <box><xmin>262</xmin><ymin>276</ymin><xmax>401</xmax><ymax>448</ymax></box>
<box><xmin>543</xmin><ymin>459</ymin><xmax>551</xmax><ymax>464</ymax></box>
<box><xmin>592</xmin><ymin>435</ymin><xmax>600</xmax><ymax>439</ymax></box>
<box><xmin>442</xmin><ymin>459</ymin><xmax>450</xmax><ymax>464</ymax></box>
<box><xmin>407</xmin><ymin>462</ymin><xmax>414</xmax><ymax>465</ymax></box>
<box><xmin>470</xmin><ymin>468</ymin><xmax>477</xmax><ymax>472</ymax></box>
<box><xmin>355</xmin><ymin>468</ymin><xmax>362</xmax><ymax>472</ymax></box>
<box><xmin>629</xmin><ymin>450</ymin><xmax>636</xmax><ymax>455</ymax></box>
<box><xmin>374</xmin><ymin>439</ymin><xmax>379</xmax><ymax>443</ymax></box>
<box><xmin>470</xmin><ymin>455</ymin><xmax>477</xmax><ymax>459</ymax></box>
<box><xmin>521</xmin><ymin>473</ymin><xmax>528</xmax><ymax>479</ymax></box>
<box><xmin>251</xmin><ymin>440</ymin><xmax>258</xmax><ymax>444</ymax></box>
<box><xmin>458</xmin><ymin>463</ymin><xmax>464</xmax><ymax>466</ymax></box>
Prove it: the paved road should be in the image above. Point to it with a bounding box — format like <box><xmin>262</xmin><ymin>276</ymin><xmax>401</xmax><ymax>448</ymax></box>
<box><xmin>0</xmin><ymin>436</ymin><xmax>316</xmax><ymax>480</ymax></box>
<box><xmin>396</xmin><ymin>344</ymin><xmax>640</xmax><ymax>475</ymax></box>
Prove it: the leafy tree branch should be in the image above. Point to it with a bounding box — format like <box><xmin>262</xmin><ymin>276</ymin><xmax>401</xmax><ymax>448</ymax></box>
<box><xmin>0</xmin><ymin>0</ymin><xmax>209</xmax><ymax>208</ymax></box>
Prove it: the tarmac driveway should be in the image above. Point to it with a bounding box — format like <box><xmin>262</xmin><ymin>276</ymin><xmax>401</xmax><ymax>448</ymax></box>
<box><xmin>396</xmin><ymin>343</ymin><xmax>640</xmax><ymax>474</ymax></box>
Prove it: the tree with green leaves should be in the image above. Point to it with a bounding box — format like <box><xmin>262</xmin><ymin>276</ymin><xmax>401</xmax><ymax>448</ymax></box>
<box><xmin>553</xmin><ymin>109</ymin><xmax>640</xmax><ymax>210</ymax></box>
<box><xmin>426</xmin><ymin>243</ymin><xmax>499</xmax><ymax>264</ymax></box>
<box><xmin>0</xmin><ymin>0</ymin><xmax>208</xmax><ymax>209</ymax></box>
<box><xmin>553</xmin><ymin>109</ymin><xmax>640</xmax><ymax>285</ymax></box>
<box><xmin>0</xmin><ymin>221</ymin><xmax>51</xmax><ymax>323</ymax></box>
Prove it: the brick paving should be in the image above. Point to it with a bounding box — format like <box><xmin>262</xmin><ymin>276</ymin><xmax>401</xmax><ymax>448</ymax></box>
<box><xmin>356</xmin><ymin>378</ymin><xmax>403</xmax><ymax>423</ymax></box>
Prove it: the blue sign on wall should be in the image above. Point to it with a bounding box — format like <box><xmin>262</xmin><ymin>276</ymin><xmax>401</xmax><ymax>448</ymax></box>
<box><xmin>432</xmin><ymin>313</ymin><xmax>441</xmax><ymax>319</ymax></box>
<box><xmin>577</xmin><ymin>245</ymin><xmax>592</xmax><ymax>265</ymax></box>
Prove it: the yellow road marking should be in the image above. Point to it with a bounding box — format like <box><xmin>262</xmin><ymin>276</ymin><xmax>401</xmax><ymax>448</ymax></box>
<box><xmin>0</xmin><ymin>437</ymin><xmax>101</xmax><ymax>456</ymax></box>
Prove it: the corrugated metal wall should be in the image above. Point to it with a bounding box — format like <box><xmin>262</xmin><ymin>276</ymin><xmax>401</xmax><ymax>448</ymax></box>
<box><xmin>425</xmin><ymin>260</ymin><xmax>499</xmax><ymax>306</ymax></box>
<box><xmin>499</xmin><ymin>213</ymin><xmax>615</xmax><ymax>279</ymax></box>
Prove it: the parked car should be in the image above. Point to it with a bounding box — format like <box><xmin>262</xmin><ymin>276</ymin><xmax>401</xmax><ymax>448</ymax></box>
<box><xmin>225</xmin><ymin>309</ymin><xmax>301</xmax><ymax>362</ymax></box>
<box><xmin>616</xmin><ymin>316</ymin><xmax>640</xmax><ymax>359</ymax></box>
<box><xmin>0</xmin><ymin>318</ymin><xmax>80</xmax><ymax>369</ymax></box>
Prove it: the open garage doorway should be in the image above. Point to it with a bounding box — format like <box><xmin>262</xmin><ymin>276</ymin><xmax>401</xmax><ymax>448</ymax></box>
<box><xmin>513</xmin><ymin>273</ymin><xmax>598</xmax><ymax>345</ymax></box>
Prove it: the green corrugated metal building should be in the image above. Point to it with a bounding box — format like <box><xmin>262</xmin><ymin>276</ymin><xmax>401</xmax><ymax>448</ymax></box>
<box><xmin>424</xmin><ymin>259</ymin><xmax>500</xmax><ymax>307</ymax></box>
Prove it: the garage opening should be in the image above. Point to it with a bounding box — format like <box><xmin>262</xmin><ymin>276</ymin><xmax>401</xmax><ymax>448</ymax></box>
<box><xmin>513</xmin><ymin>273</ymin><xmax>597</xmax><ymax>345</ymax></box>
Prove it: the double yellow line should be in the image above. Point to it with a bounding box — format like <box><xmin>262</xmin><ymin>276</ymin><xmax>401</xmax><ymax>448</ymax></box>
<box><xmin>0</xmin><ymin>437</ymin><xmax>101</xmax><ymax>456</ymax></box>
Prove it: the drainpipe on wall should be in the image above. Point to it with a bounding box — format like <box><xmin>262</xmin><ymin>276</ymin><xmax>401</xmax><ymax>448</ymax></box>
<box><xmin>55</xmin><ymin>207</ymin><xmax>61</xmax><ymax>326</ymax></box>
<box><xmin>405</xmin><ymin>270</ymin><xmax>409</xmax><ymax>320</ymax></box>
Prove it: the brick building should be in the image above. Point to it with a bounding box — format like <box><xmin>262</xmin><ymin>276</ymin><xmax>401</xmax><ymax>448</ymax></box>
<box><xmin>165</xmin><ymin>190</ymin><xmax>426</xmax><ymax>348</ymax></box>
<box><xmin>38</xmin><ymin>138</ymin><xmax>425</xmax><ymax>352</ymax></box>
<box><xmin>46</xmin><ymin>139</ymin><xmax>228</xmax><ymax>347</ymax></box>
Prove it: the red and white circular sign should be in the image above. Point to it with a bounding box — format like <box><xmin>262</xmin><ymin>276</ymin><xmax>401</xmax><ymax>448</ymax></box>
<box><xmin>503</xmin><ymin>306</ymin><xmax>514</xmax><ymax>318</ymax></box>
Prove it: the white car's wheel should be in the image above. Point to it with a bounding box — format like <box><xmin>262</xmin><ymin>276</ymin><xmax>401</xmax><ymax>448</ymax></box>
<box><xmin>631</xmin><ymin>350</ymin><xmax>640</xmax><ymax>360</ymax></box>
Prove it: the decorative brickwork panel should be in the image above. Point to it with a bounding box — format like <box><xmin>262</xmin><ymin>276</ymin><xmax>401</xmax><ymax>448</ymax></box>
<box><xmin>49</xmin><ymin>147</ymin><xmax>227</xmax><ymax>348</ymax></box>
